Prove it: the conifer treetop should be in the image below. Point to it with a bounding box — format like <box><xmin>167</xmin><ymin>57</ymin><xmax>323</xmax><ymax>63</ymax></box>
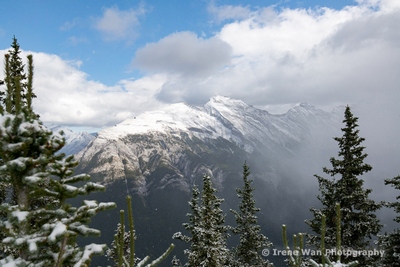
<box><xmin>325</xmin><ymin>106</ymin><xmax>372</xmax><ymax>179</ymax></box>
<box><xmin>306</xmin><ymin>105</ymin><xmax>382</xmax><ymax>266</ymax></box>
<box><xmin>0</xmin><ymin>36</ymin><xmax>36</xmax><ymax>115</ymax></box>
<box><xmin>173</xmin><ymin>175</ymin><xmax>229</xmax><ymax>267</ymax></box>
<box><xmin>230</xmin><ymin>163</ymin><xmax>273</xmax><ymax>267</ymax></box>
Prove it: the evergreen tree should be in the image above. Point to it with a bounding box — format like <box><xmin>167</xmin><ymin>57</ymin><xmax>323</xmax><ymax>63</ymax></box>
<box><xmin>306</xmin><ymin>106</ymin><xmax>382</xmax><ymax>266</ymax></box>
<box><xmin>0</xmin><ymin>40</ymin><xmax>115</xmax><ymax>266</ymax></box>
<box><xmin>230</xmin><ymin>163</ymin><xmax>273</xmax><ymax>267</ymax></box>
<box><xmin>173</xmin><ymin>175</ymin><xmax>230</xmax><ymax>267</ymax></box>
<box><xmin>0</xmin><ymin>36</ymin><xmax>36</xmax><ymax>113</ymax></box>
<box><xmin>0</xmin><ymin>38</ymin><xmax>41</xmax><ymax>258</ymax></box>
<box><xmin>378</xmin><ymin>175</ymin><xmax>400</xmax><ymax>266</ymax></box>
<box><xmin>173</xmin><ymin>186</ymin><xmax>202</xmax><ymax>266</ymax></box>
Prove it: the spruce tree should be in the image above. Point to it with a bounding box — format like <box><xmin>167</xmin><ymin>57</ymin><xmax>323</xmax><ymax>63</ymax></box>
<box><xmin>173</xmin><ymin>186</ymin><xmax>202</xmax><ymax>266</ymax></box>
<box><xmin>173</xmin><ymin>175</ymin><xmax>230</xmax><ymax>267</ymax></box>
<box><xmin>0</xmin><ymin>40</ymin><xmax>39</xmax><ymax>257</ymax></box>
<box><xmin>379</xmin><ymin>175</ymin><xmax>400</xmax><ymax>266</ymax></box>
<box><xmin>0</xmin><ymin>37</ymin><xmax>36</xmax><ymax>218</ymax></box>
<box><xmin>306</xmin><ymin>106</ymin><xmax>382</xmax><ymax>266</ymax></box>
<box><xmin>230</xmin><ymin>163</ymin><xmax>273</xmax><ymax>267</ymax></box>
<box><xmin>0</xmin><ymin>38</ymin><xmax>115</xmax><ymax>266</ymax></box>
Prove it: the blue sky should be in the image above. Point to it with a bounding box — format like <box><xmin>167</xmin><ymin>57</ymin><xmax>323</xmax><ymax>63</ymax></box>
<box><xmin>0</xmin><ymin>0</ymin><xmax>399</xmax><ymax>132</ymax></box>
<box><xmin>0</xmin><ymin>0</ymin><xmax>355</xmax><ymax>85</ymax></box>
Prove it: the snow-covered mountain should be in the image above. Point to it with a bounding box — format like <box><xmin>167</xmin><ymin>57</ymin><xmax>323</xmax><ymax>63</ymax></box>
<box><xmin>76</xmin><ymin>95</ymin><xmax>342</xmax><ymax>187</ymax></box>
<box><xmin>74</xmin><ymin>96</ymin><xmax>346</xmax><ymax>266</ymax></box>
<box><xmin>87</xmin><ymin>95</ymin><xmax>336</xmax><ymax>148</ymax></box>
<box><xmin>45</xmin><ymin>124</ymin><xmax>95</xmax><ymax>155</ymax></box>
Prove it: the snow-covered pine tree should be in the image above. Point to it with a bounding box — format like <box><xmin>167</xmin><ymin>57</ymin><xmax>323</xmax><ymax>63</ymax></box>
<box><xmin>0</xmin><ymin>38</ymin><xmax>115</xmax><ymax>266</ymax></box>
<box><xmin>44</xmin><ymin>150</ymin><xmax>116</xmax><ymax>266</ymax></box>
<box><xmin>230</xmin><ymin>163</ymin><xmax>273</xmax><ymax>267</ymax></box>
<box><xmin>306</xmin><ymin>106</ymin><xmax>382</xmax><ymax>266</ymax></box>
<box><xmin>173</xmin><ymin>175</ymin><xmax>230</xmax><ymax>267</ymax></box>
<box><xmin>378</xmin><ymin>175</ymin><xmax>400</xmax><ymax>266</ymax></box>
<box><xmin>173</xmin><ymin>185</ymin><xmax>202</xmax><ymax>266</ymax></box>
<box><xmin>0</xmin><ymin>37</ymin><xmax>36</xmax><ymax>258</ymax></box>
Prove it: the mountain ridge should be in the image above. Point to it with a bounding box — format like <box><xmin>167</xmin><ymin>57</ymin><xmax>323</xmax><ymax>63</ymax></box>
<box><xmin>93</xmin><ymin>96</ymin><xmax>341</xmax><ymax>149</ymax></box>
<box><xmin>45</xmin><ymin>124</ymin><xmax>95</xmax><ymax>156</ymax></box>
<box><xmin>75</xmin><ymin>95</ymin><xmax>342</xmax><ymax>187</ymax></box>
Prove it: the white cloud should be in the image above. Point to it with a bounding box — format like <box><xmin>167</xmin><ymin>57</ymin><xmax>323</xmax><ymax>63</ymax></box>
<box><xmin>0</xmin><ymin>50</ymin><xmax>167</xmax><ymax>128</ymax></box>
<box><xmin>132</xmin><ymin>31</ymin><xmax>233</xmax><ymax>104</ymax></box>
<box><xmin>207</xmin><ymin>1</ymin><xmax>252</xmax><ymax>23</ymax></box>
<box><xmin>218</xmin><ymin>6</ymin><xmax>359</xmax><ymax>60</ymax></box>
<box><xmin>356</xmin><ymin>0</ymin><xmax>400</xmax><ymax>11</ymax></box>
<box><xmin>133</xmin><ymin>0</ymin><xmax>400</xmax><ymax>115</ymax></box>
<box><xmin>93</xmin><ymin>5</ymin><xmax>146</xmax><ymax>42</ymax></box>
<box><xmin>133</xmin><ymin>31</ymin><xmax>232</xmax><ymax>76</ymax></box>
<box><xmin>60</xmin><ymin>18</ymin><xmax>81</xmax><ymax>31</ymax></box>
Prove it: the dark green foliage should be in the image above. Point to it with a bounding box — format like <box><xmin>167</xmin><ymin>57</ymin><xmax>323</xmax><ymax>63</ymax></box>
<box><xmin>306</xmin><ymin>106</ymin><xmax>382</xmax><ymax>266</ymax></box>
<box><xmin>379</xmin><ymin>175</ymin><xmax>400</xmax><ymax>266</ymax></box>
<box><xmin>0</xmin><ymin>36</ymin><xmax>36</xmax><ymax>113</ymax></box>
<box><xmin>0</xmin><ymin>97</ymin><xmax>115</xmax><ymax>266</ymax></box>
<box><xmin>0</xmin><ymin>38</ymin><xmax>115</xmax><ymax>266</ymax></box>
<box><xmin>378</xmin><ymin>229</ymin><xmax>400</xmax><ymax>267</ymax></box>
<box><xmin>173</xmin><ymin>175</ymin><xmax>229</xmax><ymax>267</ymax></box>
<box><xmin>385</xmin><ymin>175</ymin><xmax>400</xmax><ymax>224</ymax></box>
<box><xmin>230</xmin><ymin>163</ymin><xmax>273</xmax><ymax>266</ymax></box>
<box><xmin>0</xmin><ymin>37</ymin><xmax>39</xmax><ymax>257</ymax></box>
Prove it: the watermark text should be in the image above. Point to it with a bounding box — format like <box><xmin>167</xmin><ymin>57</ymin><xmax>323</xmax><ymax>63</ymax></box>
<box><xmin>262</xmin><ymin>248</ymin><xmax>384</xmax><ymax>258</ymax></box>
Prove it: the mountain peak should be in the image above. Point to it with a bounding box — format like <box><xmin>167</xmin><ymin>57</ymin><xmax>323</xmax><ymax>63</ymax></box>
<box><xmin>45</xmin><ymin>123</ymin><xmax>95</xmax><ymax>155</ymax></box>
<box><xmin>286</xmin><ymin>102</ymin><xmax>319</xmax><ymax>115</ymax></box>
<box><xmin>99</xmin><ymin>96</ymin><xmax>256</xmax><ymax>141</ymax></box>
<box><xmin>289</xmin><ymin>102</ymin><xmax>316</xmax><ymax>110</ymax></box>
<box><xmin>299</xmin><ymin>102</ymin><xmax>314</xmax><ymax>108</ymax></box>
<box><xmin>207</xmin><ymin>95</ymin><xmax>249</xmax><ymax>109</ymax></box>
<box><xmin>98</xmin><ymin>102</ymin><xmax>199</xmax><ymax>139</ymax></box>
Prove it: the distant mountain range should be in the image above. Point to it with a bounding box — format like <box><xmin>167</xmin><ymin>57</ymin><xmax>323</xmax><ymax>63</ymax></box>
<box><xmin>57</xmin><ymin>96</ymin><xmax>350</xmax><ymax>266</ymax></box>
<box><xmin>45</xmin><ymin>124</ymin><xmax>96</xmax><ymax>156</ymax></box>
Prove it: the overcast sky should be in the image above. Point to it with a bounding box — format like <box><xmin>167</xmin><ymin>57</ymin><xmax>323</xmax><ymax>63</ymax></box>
<box><xmin>0</xmin><ymin>0</ymin><xmax>399</xmax><ymax>132</ymax></box>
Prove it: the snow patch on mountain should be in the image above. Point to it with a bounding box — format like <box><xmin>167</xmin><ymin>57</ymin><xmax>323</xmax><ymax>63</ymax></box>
<box><xmin>99</xmin><ymin>102</ymin><xmax>231</xmax><ymax>141</ymax></box>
